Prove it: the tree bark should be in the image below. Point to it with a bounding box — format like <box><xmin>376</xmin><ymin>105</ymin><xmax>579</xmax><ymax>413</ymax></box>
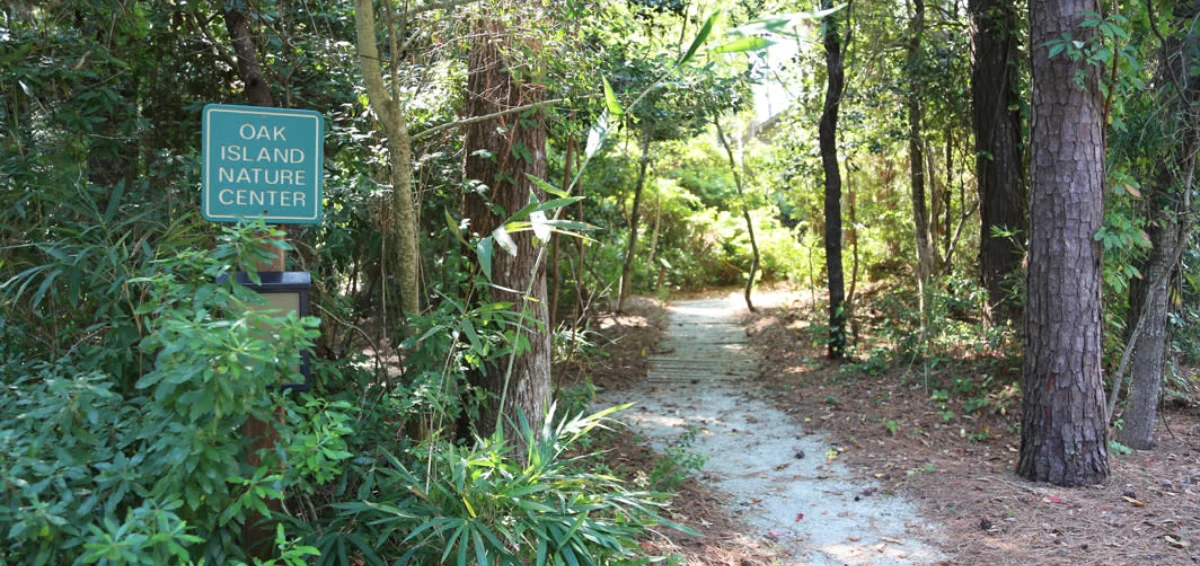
<box><xmin>353</xmin><ymin>0</ymin><xmax>421</xmax><ymax>319</ymax></box>
<box><xmin>224</xmin><ymin>5</ymin><xmax>274</xmax><ymax>107</ymax></box>
<box><xmin>462</xmin><ymin>19</ymin><xmax>552</xmax><ymax>438</ymax></box>
<box><xmin>970</xmin><ymin>0</ymin><xmax>1026</xmax><ymax>324</ymax></box>
<box><xmin>1018</xmin><ymin>0</ymin><xmax>1109</xmax><ymax>486</ymax></box>
<box><xmin>819</xmin><ymin>0</ymin><xmax>848</xmax><ymax>359</ymax></box>
<box><xmin>646</xmin><ymin>199</ymin><xmax>662</xmax><ymax>274</ymax></box>
<box><xmin>907</xmin><ymin>0</ymin><xmax>934</xmax><ymax>340</ymax></box>
<box><xmin>574</xmin><ymin>145</ymin><xmax>587</xmax><ymax>321</ymax></box>
<box><xmin>847</xmin><ymin>161</ymin><xmax>859</xmax><ymax>310</ymax></box>
<box><xmin>617</xmin><ymin>122</ymin><xmax>652</xmax><ymax>313</ymax></box>
<box><xmin>943</xmin><ymin>125</ymin><xmax>953</xmax><ymax>262</ymax></box>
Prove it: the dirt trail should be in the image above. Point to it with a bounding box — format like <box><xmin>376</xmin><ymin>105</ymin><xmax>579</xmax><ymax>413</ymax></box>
<box><xmin>599</xmin><ymin>293</ymin><xmax>944</xmax><ymax>565</ymax></box>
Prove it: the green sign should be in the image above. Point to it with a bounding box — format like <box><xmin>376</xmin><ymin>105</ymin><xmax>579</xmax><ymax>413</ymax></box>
<box><xmin>202</xmin><ymin>104</ymin><xmax>324</xmax><ymax>224</ymax></box>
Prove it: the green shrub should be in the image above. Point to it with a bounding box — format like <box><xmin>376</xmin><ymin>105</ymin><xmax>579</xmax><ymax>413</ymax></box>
<box><xmin>333</xmin><ymin>405</ymin><xmax>690</xmax><ymax>566</ymax></box>
<box><xmin>647</xmin><ymin>426</ymin><xmax>708</xmax><ymax>492</ymax></box>
<box><xmin>0</xmin><ymin>223</ymin><xmax>342</xmax><ymax>564</ymax></box>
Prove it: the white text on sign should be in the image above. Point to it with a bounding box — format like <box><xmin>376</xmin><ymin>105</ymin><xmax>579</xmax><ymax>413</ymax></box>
<box><xmin>216</xmin><ymin>123</ymin><xmax>309</xmax><ymax>210</ymax></box>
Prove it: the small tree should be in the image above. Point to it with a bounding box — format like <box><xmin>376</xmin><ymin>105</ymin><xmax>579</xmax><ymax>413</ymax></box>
<box><xmin>818</xmin><ymin>0</ymin><xmax>850</xmax><ymax>359</ymax></box>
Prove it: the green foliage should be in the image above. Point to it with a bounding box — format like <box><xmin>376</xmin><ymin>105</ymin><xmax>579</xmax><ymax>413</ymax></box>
<box><xmin>555</xmin><ymin>378</ymin><xmax>599</xmax><ymax>422</ymax></box>
<box><xmin>646</xmin><ymin>426</ymin><xmax>708</xmax><ymax>492</ymax></box>
<box><xmin>1109</xmin><ymin>440</ymin><xmax>1133</xmax><ymax>457</ymax></box>
<box><xmin>0</xmin><ymin>223</ymin><xmax>335</xmax><ymax>564</ymax></box>
<box><xmin>332</xmin><ymin>405</ymin><xmax>686</xmax><ymax>566</ymax></box>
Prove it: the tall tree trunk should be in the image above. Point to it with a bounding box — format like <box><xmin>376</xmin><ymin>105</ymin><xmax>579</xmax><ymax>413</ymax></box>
<box><xmin>354</xmin><ymin>0</ymin><xmax>421</xmax><ymax>319</ymax></box>
<box><xmin>225</xmin><ymin>3</ymin><xmax>284</xmax><ymax>275</ymax></box>
<box><xmin>617</xmin><ymin>122</ymin><xmax>652</xmax><ymax>313</ymax></box>
<box><xmin>462</xmin><ymin>19</ymin><xmax>552</xmax><ymax>438</ymax></box>
<box><xmin>1117</xmin><ymin>0</ymin><xmax>1200</xmax><ymax>449</ymax></box>
<box><xmin>575</xmin><ymin>145</ymin><xmax>587</xmax><ymax>322</ymax></box>
<box><xmin>646</xmin><ymin>199</ymin><xmax>663</xmax><ymax>273</ymax></box>
<box><xmin>1018</xmin><ymin>0</ymin><xmax>1109</xmax><ymax>486</ymax></box>
<box><xmin>907</xmin><ymin>0</ymin><xmax>934</xmax><ymax>340</ymax></box>
<box><xmin>943</xmin><ymin>125</ymin><xmax>953</xmax><ymax>262</ymax></box>
<box><xmin>847</xmin><ymin>161</ymin><xmax>859</xmax><ymax>310</ymax></box>
<box><xmin>970</xmin><ymin>0</ymin><xmax>1026</xmax><ymax>324</ymax></box>
<box><xmin>819</xmin><ymin>0</ymin><xmax>848</xmax><ymax>359</ymax></box>
<box><xmin>715</xmin><ymin>120</ymin><xmax>759</xmax><ymax>312</ymax></box>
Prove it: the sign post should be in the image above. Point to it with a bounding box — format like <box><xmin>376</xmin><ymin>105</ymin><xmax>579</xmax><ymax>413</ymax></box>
<box><xmin>202</xmin><ymin>103</ymin><xmax>323</xmax><ymax>558</ymax></box>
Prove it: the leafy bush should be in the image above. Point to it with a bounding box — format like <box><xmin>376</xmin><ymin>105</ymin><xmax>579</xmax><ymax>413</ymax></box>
<box><xmin>332</xmin><ymin>405</ymin><xmax>690</xmax><ymax>566</ymax></box>
<box><xmin>0</xmin><ymin>223</ymin><xmax>343</xmax><ymax>564</ymax></box>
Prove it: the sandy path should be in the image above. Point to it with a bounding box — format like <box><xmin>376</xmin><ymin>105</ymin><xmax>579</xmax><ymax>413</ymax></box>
<box><xmin>598</xmin><ymin>293</ymin><xmax>943</xmax><ymax>565</ymax></box>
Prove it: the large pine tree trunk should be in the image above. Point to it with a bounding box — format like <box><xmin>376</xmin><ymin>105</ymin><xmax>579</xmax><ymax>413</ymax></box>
<box><xmin>819</xmin><ymin>0</ymin><xmax>848</xmax><ymax>359</ymax></box>
<box><xmin>970</xmin><ymin>0</ymin><xmax>1026</xmax><ymax>324</ymax></box>
<box><xmin>462</xmin><ymin>20</ymin><xmax>552</xmax><ymax>438</ymax></box>
<box><xmin>1018</xmin><ymin>0</ymin><xmax>1109</xmax><ymax>486</ymax></box>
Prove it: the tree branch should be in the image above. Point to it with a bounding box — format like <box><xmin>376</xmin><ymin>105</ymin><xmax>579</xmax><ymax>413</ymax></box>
<box><xmin>408</xmin><ymin>0</ymin><xmax>481</xmax><ymax>16</ymax></box>
<box><xmin>412</xmin><ymin>97</ymin><xmax>570</xmax><ymax>141</ymax></box>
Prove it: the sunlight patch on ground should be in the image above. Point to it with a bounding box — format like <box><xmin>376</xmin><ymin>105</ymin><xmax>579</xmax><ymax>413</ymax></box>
<box><xmin>599</xmin><ymin>314</ymin><xmax>650</xmax><ymax>329</ymax></box>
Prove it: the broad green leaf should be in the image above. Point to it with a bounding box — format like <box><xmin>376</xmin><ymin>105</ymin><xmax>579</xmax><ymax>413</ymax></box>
<box><xmin>446</xmin><ymin>210</ymin><xmax>466</xmax><ymax>245</ymax></box>
<box><xmin>510</xmin><ymin>192</ymin><xmax>543</xmax><ymax>222</ymax></box>
<box><xmin>347</xmin><ymin>534</ymin><xmax>384</xmax><ymax>566</ymax></box>
<box><xmin>535</xmin><ymin>197</ymin><xmax>585</xmax><ymax>213</ymax></box>
<box><xmin>711</xmin><ymin>36</ymin><xmax>775</xmax><ymax>54</ymax></box>
<box><xmin>677</xmin><ymin>13</ymin><xmax>718</xmax><ymax>67</ymax></box>
<box><xmin>441</xmin><ymin>525</ymin><xmax>463</xmax><ymax>563</ymax></box>
<box><xmin>461</xmin><ymin>319</ymin><xmax>482</xmax><ymax>352</ymax></box>
<box><xmin>602</xmin><ymin>77</ymin><xmax>623</xmax><ymax>118</ymax></box>
<box><xmin>31</xmin><ymin>269</ymin><xmax>60</xmax><ymax>309</ymax></box>
<box><xmin>536</xmin><ymin>537</ymin><xmax>548</xmax><ymax>566</ymax></box>
<box><xmin>526</xmin><ymin>173</ymin><xmax>570</xmax><ymax>198</ymax></box>
<box><xmin>543</xmin><ymin>219</ymin><xmax>597</xmax><ymax>231</ymax></box>
<box><xmin>455</xmin><ymin>525</ymin><xmax>468</xmax><ymax>566</ymax></box>
<box><xmin>472</xmin><ymin>529</ymin><xmax>487</xmax><ymax>566</ymax></box>
<box><xmin>477</xmin><ymin>236</ymin><xmax>494</xmax><ymax>281</ymax></box>
<box><xmin>103</xmin><ymin>181</ymin><xmax>125</xmax><ymax>225</ymax></box>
